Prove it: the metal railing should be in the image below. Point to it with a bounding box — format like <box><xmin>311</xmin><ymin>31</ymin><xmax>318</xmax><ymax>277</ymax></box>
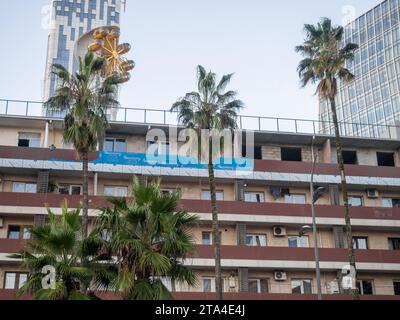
<box><xmin>1</xmin><ymin>98</ymin><xmax>400</xmax><ymax>140</ymax></box>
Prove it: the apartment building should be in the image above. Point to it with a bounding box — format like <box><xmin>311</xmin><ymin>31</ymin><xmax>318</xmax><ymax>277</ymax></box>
<box><xmin>0</xmin><ymin>105</ymin><xmax>400</xmax><ymax>300</ymax></box>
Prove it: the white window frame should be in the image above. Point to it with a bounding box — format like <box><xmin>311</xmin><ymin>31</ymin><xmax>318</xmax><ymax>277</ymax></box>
<box><xmin>58</xmin><ymin>184</ymin><xmax>83</xmax><ymax>195</ymax></box>
<box><xmin>4</xmin><ymin>272</ymin><xmax>29</xmax><ymax>289</ymax></box>
<box><xmin>18</xmin><ymin>132</ymin><xmax>41</xmax><ymax>148</ymax></box>
<box><xmin>201</xmin><ymin>190</ymin><xmax>224</xmax><ymax>201</ymax></box>
<box><xmin>288</xmin><ymin>236</ymin><xmax>309</xmax><ymax>248</ymax></box>
<box><xmin>202</xmin><ymin>231</ymin><xmax>212</xmax><ymax>245</ymax></box>
<box><xmin>12</xmin><ymin>182</ymin><xmax>37</xmax><ymax>193</ymax></box>
<box><xmin>104</xmin><ymin>137</ymin><xmax>127</xmax><ymax>153</ymax></box>
<box><xmin>244</xmin><ymin>192</ymin><xmax>265</xmax><ymax>203</ymax></box>
<box><xmin>284</xmin><ymin>194</ymin><xmax>306</xmax><ymax>204</ymax></box>
<box><xmin>357</xmin><ymin>279</ymin><xmax>374</xmax><ymax>295</ymax></box>
<box><xmin>248</xmin><ymin>279</ymin><xmax>268</xmax><ymax>293</ymax></box>
<box><xmin>245</xmin><ymin>234</ymin><xmax>267</xmax><ymax>247</ymax></box>
<box><xmin>291</xmin><ymin>279</ymin><xmax>312</xmax><ymax>294</ymax></box>
<box><xmin>104</xmin><ymin>186</ymin><xmax>128</xmax><ymax>197</ymax></box>
<box><xmin>382</xmin><ymin>198</ymin><xmax>400</xmax><ymax>208</ymax></box>
<box><xmin>348</xmin><ymin>196</ymin><xmax>364</xmax><ymax>207</ymax></box>
<box><xmin>353</xmin><ymin>237</ymin><xmax>368</xmax><ymax>250</ymax></box>
<box><xmin>202</xmin><ymin>277</ymin><xmax>216</xmax><ymax>293</ymax></box>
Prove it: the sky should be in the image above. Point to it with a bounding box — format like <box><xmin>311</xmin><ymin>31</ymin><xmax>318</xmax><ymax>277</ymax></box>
<box><xmin>0</xmin><ymin>0</ymin><xmax>383</xmax><ymax>120</ymax></box>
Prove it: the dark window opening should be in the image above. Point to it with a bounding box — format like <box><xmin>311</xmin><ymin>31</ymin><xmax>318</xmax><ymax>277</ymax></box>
<box><xmin>242</xmin><ymin>145</ymin><xmax>262</xmax><ymax>160</ymax></box>
<box><xmin>281</xmin><ymin>147</ymin><xmax>302</xmax><ymax>162</ymax></box>
<box><xmin>8</xmin><ymin>226</ymin><xmax>20</xmax><ymax>240</ymax></box>
<box><xmin>389</xmin><ymin>238</ymin><xmax>400</xmax><ymax>250</ymax></box>
<box><xmin>18</xmin><ymin>139</ymin><xmax>30</xmax><ymax>147</ymax></box>
<box><xmin>357</xmin><ymin>280</ymin><xmax>373</xmax><ymax>295</ymax></box>
<box><xmin>342</xmin><ymin>151</ymin><xmax>358</xmax><ymax>165</ymax></box>
<box><xmin>377</xmin><ymin>152</ymin><xmax>395</xmax><ymax>167</ymax></box>
<box><xmin>394</xmin><ymin>282</ymin><xmax>400</xmax><ymax>295</ymax></box>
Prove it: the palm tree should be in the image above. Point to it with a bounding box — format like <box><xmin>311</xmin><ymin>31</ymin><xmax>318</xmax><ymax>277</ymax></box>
<box><xmin>171</xmin><ymin>65</ymin><xmax>244</xmax><ymax>300</ymax></box>
<box><xmin>10</xmin><ymin>203</ymin><xmax>107</xmax><ymax>300</ymax></box>
<box><xmin>44</xmin><ymin>52</ymin><xmax>120</xmax><ymax>238</ymax></box>
<box><xmin>296</xmin><ymin>18</ymin><xmax>359</xmax><ymax>298</ymax></box>
<box><xmin>95</xmin><ymin>177</ymin><xmax>198</xmax><ymax>300</ymax></box>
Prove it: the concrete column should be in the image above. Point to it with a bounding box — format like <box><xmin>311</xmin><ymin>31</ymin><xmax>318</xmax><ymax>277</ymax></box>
<box><xmin>44</xmin><ymin>121</ymin><xmax>50</xmax><ymax>148</ymax></box>
<box><xmin>93</xmin><ymin>172</ymin><xmax>98</xmax><ymax>196</ymax></box>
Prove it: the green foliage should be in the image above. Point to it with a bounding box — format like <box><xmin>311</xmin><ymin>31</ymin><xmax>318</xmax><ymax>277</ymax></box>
<box><xmin>296</xmin><ymin>18</ymin><xmax>358</xmax><ymax>100</ymax></box>
<box><xmin>10</xmin><ymin>202</ymin><xmax>108</xmax><ymax>300</ymax></box>
<box><xmin>94</xmin><ymin>177</ymin><xmax>198</xmax><ymax>300</ymax></box>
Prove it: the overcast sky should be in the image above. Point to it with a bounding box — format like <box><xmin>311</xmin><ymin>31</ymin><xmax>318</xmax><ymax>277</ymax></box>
<box><xmin>0</xmin><ymin>0</ymin><xmax>382</xmax><ymax>120</ymax></box>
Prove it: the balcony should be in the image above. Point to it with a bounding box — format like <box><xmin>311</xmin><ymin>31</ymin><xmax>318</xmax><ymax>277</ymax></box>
<box><xmin>0</xmin><ymin>193</ymin><xmax>399</xmax><ymax>222</ymax></box>
<box><xmin>192</xmin><ymin>245</ymin><xmax>400</xmax><ymax>265</ymax></box>
<box><xmin>0</xmin><ymin>239</ymin><xmax>28</xmax><ymax>254</ymax></box>
<box><xmin>1</xmin><ymin>145</ymin><xmax>400</xmax><ymax>179</ymax></box>
<box><xmin>0</xmin><ymin>289</ymin><xmax>398</xmax><ymax>300</ymax></box>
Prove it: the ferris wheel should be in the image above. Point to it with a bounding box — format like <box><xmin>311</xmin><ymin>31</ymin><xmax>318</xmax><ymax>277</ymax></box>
<box><xmin>88</xmin><ymin>26</ymin><xmax>135</xmax><ymax>83</ymax></box>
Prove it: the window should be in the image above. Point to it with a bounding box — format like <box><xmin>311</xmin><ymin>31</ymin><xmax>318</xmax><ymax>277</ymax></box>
<box><xmin>245</xmin><ymin>234</ymin><xmax>267</xmax><ymax>247</ymax></box>
<box><xmin>18</xmin><ymin>132</ymin><xmax>41</xmax><ymax>148</ymax></box>
<box><xmin>104</xmin><ymin>138</ymin><xmax>126</xmax><ymax>153</ymax></box>
<box><xmin>202</xmin><ymin>277</ymin><xmax>215</xmax><ymax>293</ymax></box>
<box><xmin>202</xmin><ymin>232</ymin><xmax>212</xmax><ymax>245</ymax></box>
<box><xmin>244</xmin><ymin>192</ymin><xmax>265</xmax><ymax>203</ymax></box>
<box><xmin>394</xmin><ymin>281</ymin><xmax>400</xmax><ymax>295</ymax></box>
<box><xmin>291</xmin><ymin>279</ymin><xmax>312</xmax><ymax>294</ymax></box>
<box><xmin>377</xmin><ymin>152</ymin><xmax>395</xmax><ymax>167</ymax></box>
<box><xmin>58</xmin><ymin>184</ymin><xmax>82</xmax><ymax>195</ymax></box>
<box><xmin>12</xmin><ymin>182</ymin><xmax>37</xmax><ymax>193</ymax></box>
<box><xmin>357</xmin><ymin>280</ymin><xmax>374</xmax><ymax>295</ymax></box>
<box><xmin>201</xmin><ymin>191</ymin><xmax>224</xmax><ymax>201</ymax></box>
<box><xmin>104</xmin><ymin>186</ymin><xmax>128</xmax><ymax>197</ymax></box>
<box><xmin>342</xmin><ymin>150</ymin><xmax>358</xmax><ymax>165</ymax></box>
<box><xmin>248</xmin><ymin>279</ymin><xmax>268</xmax><ymax>293</ymax></box>
<box><xmin>382</xmin><ymin>198</ymin><xmax>400</xmax><ymax>208</ymax></box>
<box><xmin>161</xmin><ymin>189</ymin><xmax>175</xmax><ymax>196</ymax></box>
<box><xmin>23</xmin><ymin>227</ymin><xmax>31</xmax><ymax>240</ymax></box>
<box><xmin>4</xmin><ymin>272</ymin><xmax>29</xmax><ymax>289</ymax></box>
<box><xmin>284</xmin><ymin>194</ymin><xmax>306</xmax><ymax>204</ymax></box>
<box><xmin>352</xmin><ymin>237</ymin><xmax>368</xmax><ymax>250</ymax></box>
<box><xmin>388</xmin><ymin>238</ymin><xmax>400</xmax><ymax>250</ymax></box>
<box><xmin>7</xmin><ymin>226</ymin><xmax>31</xmax><ymax>240</ymax></box>
<box><xmin>281</xmin><ymin>147</ymin><xmax>302</xmax><ymax>162</ymax></box>
<box><xmin>348</xmin><ymin>196</ymin><xmax>363</xmax><ymax>207</ymax></box>
<box><xmin>8</xmin><ymin>226</ymin><xmax>20</xmax><ymax>240</ymax></box>
<box><xmin>288</xmin><ymin>236</ymin><xmax>309</xmax><ymax>248</ymax></box>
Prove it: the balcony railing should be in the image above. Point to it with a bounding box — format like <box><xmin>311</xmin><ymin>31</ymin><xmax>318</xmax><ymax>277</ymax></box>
<box><xmin>1</xmin><ymin>193</ymin><xmax>400</xmax><ymax>221</ymax></box>
<box><xmin>2</xmin><ymin>145</ymin><xmax>400</xmax><ymax>179</ymax></box>
<box><xmin>1</xmin><ymin>99</ymin><xmax>400</xmax><ymax>139</ymax></box>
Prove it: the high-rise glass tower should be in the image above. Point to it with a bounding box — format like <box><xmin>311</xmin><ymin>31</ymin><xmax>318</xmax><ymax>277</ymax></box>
<box><xmin>319</xmin><ymin>0</ymin><xmax>400</xmax><ymax>138</ymax></box>
<box><xmin>43</xmin><ymin>0</ymin><xmax>122</xmax><ymax>101</ymax></box>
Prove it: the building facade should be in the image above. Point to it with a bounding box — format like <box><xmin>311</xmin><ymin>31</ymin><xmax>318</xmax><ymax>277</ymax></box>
<box><xmin>319</xmin><ymin>0</ymin><xmax>400</xmax><ymax>138</ymax></box>
<box><xmin>43</xmin><ymin>0</ymin><xmax>122</xmax><ymax>101</ymax></box>
<box><xmin>0</xmin><ymin>107</ymin><xmax>400</xmax><ymax>300</ymax></box>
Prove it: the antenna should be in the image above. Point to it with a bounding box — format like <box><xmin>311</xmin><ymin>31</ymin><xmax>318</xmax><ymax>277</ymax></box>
<box><xmin>122</xmin><ymin>0</ymin><xmax>127</xmax><ymax>13</ymax></box>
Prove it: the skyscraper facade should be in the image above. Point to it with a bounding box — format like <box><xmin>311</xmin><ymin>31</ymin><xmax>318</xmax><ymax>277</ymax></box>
<box><xmin>43</xmin><ymin>0</ymin><xmax>122</xmax><ymax>101</ymax></box>
<box><xmin>319</xmin><ymin>0</ymin><xmax>400</xmax><ymax>138</ymax></box>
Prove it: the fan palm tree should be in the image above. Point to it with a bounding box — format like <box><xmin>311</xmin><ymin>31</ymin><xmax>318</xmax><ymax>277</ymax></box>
<box><xmin>10</xmin><ymin>203</ymin><xmax>108</xmax><ymax>300</ymax></box>
<box><xmin>170</xmin><ymin>65</ymin><xmax>244</xmax><ymax>300</ymax></box>
<box><xmin>94</xmin><ymin>177</ymin><xmax>198</xmax><ymax>300</ymax></box>
<box><xmin>296</xmin><ymin>18</ymin><xmax>359</xmax><ymax>298</ymax></box>
<box><xmin>44</xmin><ymin>52</ymin><xmax>120</xmax><ymax>238</ymax></box>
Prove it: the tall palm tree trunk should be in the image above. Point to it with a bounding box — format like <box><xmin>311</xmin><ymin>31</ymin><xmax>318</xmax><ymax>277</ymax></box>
<box><xmin>208</xmin><ymin>139</ymin><xmax>223</xmax><ymax>301</ymax></box>
<box><xmin>329</xmin><ymin>97</ymin><xmax>359</xmax><ymax>299</ymax></box>
<box><xmin>82</xmin><ymin>150</ymin><xmax>89</xmax><ymax>239</ymax></box>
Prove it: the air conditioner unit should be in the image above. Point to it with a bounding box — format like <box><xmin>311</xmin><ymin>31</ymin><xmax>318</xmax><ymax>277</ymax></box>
<box><xmin>273</xmin><ymin>226</ymin><xmax>286</xmax><ymax>237</ymax></box>
<box><xmin>366</xmin><ymin>189</ymin><xmax>379</xmax><ymax>199</ymax></box>
<box><xmin>274</xmin><ymin>271</ymin><xmax>287</xmax><ymax>281</ymax></box>
<box><xmin>0</xmin><ymin>217</ymin><xmax>3</xmax><ymax>228</ymax></box>
<box><xmin>327</xmin><ymin>281</ymin><xmax>340</xmax><ymax>294</ymax></box>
